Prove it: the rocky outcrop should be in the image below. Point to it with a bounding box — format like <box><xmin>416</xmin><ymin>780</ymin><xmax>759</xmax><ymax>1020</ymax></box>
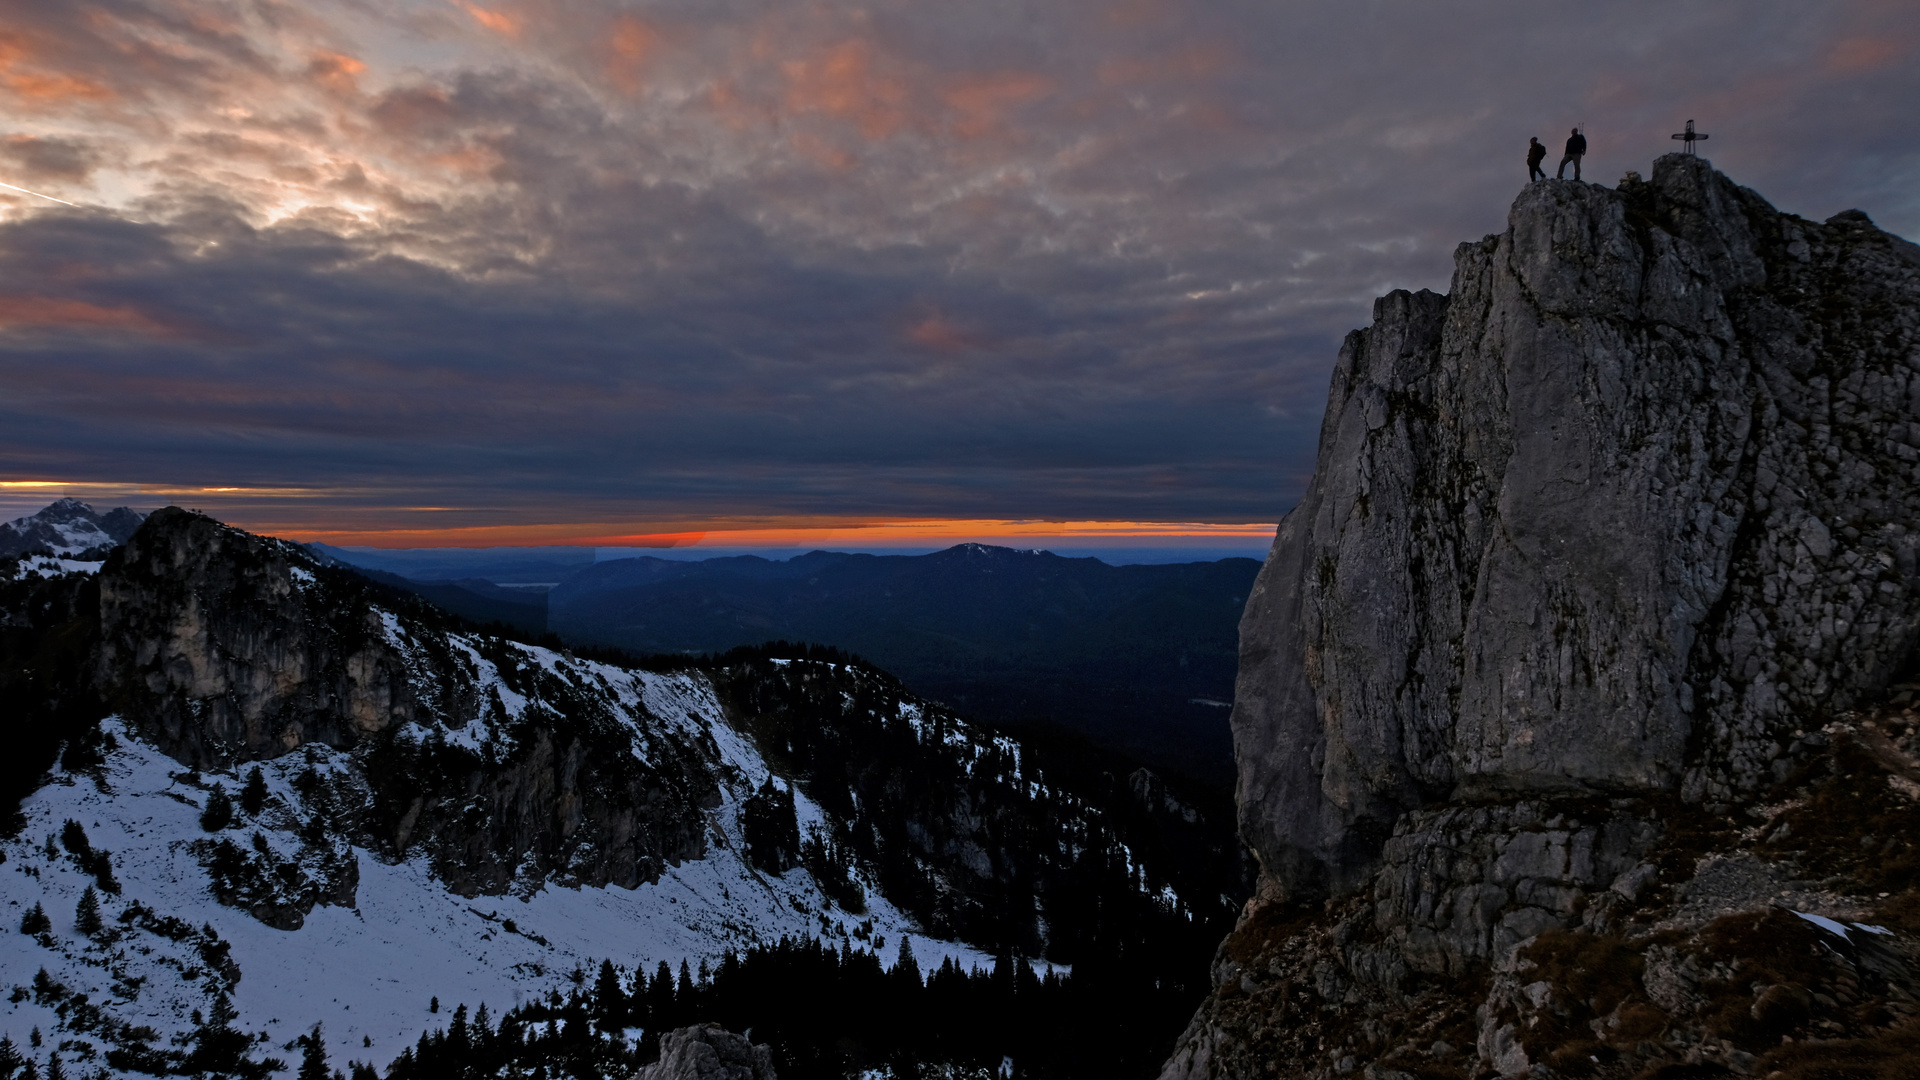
<box><xmin>98</xmin><ymin>506</ymin><xmax>419</xmax><ymax>764</ymax></box>
<box><xmin>1236</xmin><ymin>155</ymin><xmax>1920</xmax><ymax>901</ymax></box>
<box><xmin>1166</xmin><ymin>156</ymin><xmax>1920</xmax><ymax>1078</ymax></box>
<box><xmin>93</xmin><ymin>507</ymin><xmax>719</xmax><ymax>900</ymax></box>
<box><xmin>634</xmin><ymin>1024</ymin><xmax>778</xmax><ymax>1080</ymax></box>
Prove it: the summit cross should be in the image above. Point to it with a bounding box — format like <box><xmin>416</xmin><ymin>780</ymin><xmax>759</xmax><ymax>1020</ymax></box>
<box><xmin>1671</xmin><ymin>119</ymin><xmax>1709</xmax><ymax>155</ymax></box>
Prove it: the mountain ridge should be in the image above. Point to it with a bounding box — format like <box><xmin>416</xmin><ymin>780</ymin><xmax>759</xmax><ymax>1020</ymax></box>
<box><xmin>2</xmin><ymin>507</ymin><xmax>1245</xmax><ymax>1077</ymax></box>
<box><xmin>0</xmin><ymin>498</ymin><xmax>146</xmax><ymax>559</ymax></box>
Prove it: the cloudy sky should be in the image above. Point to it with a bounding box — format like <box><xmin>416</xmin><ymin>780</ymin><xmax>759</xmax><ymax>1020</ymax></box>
<box><xmin>1</xmin><ymin>0</ymin><xmax>1914</xmax><ymax>548</ymax></box>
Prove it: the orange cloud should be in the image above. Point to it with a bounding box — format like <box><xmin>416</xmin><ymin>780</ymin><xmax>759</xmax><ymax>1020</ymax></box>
<box><xmin>1826</xmin><ymin>36</ymin><xmax>1908</xmax><ymax>72</ymax></box>
<box><xmin>0</xmin><ymin>35</ymin><xmax>112</xmax><ymax>103</ymax></box>
<box><xmin>452</xmin><ymin>0</ymin><xmax>520</xmax><ymax>37</ymax></box>
<box><xmin>906</xmin><ymin>312</ymin><xmax>975</xmax><ymax>352</ymax></box>
<box><xmin>942</xmin><ymin>72</ymin><xmax>1052</xmax><ymax>139</ymax></box>
<box><xmin>307</xmin><ymin>51</ymin><xmax>366</xmax><ymax>94</ymax></box>
<box><xmin>605</xmin><ymin>16</ymin><xmax>660</xmax><ymax>94</ymax></box>
<box><xmin>0</xmin><ymin>295</ymin><xmax>181</xmax><ymax>337</ymax></box>
<box><xmin>782</xmin><ymin>40</ymin><xmax>909</xmax><ymax>140</ymax></box>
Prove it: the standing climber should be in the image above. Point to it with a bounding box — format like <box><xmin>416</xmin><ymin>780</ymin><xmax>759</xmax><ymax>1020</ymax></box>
<box><xmin>1527</xmin><ymin>137</ymin><xmax>1547</xmax><ymax>181</ymax></box>
<box><xmin>1556</xmin><ymin>127</ymin><xmax>1587</xmax><ymax>181</ymax></box>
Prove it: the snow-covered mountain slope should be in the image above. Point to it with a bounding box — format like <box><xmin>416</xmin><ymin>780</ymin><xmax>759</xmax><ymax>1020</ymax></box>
<box><xmin>0</xmin><ymin>509</ymin><xmax>1239</xmax><ymax>1076</ymax></box>
<box><xmin>0</xmin><ymin>499</ymin><xmax>144</xmax><ymax>558</ymax></box>
<box><xmin>0</xmin><ymin>715</ymin><xmax>991</xmax><ymax>1072</ymax></box>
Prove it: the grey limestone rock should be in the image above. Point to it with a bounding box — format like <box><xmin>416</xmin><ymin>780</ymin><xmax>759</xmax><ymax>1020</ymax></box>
<box><xmin>1233</xmin><ymin>156</ymin><xmax>1920</xmax><ymax>903</ymax></box>
<box><xmin>95</xmin><ymin>507</ymin><xmax>720</xmax><ymax>900</ymax></box>
<box><xmin>634</xmin><ymin>1024</ymin><xmax>777</xmax><ymax>1080</ymax></box>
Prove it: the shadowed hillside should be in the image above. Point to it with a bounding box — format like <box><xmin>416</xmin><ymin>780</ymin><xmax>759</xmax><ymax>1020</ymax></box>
<box><xmin>547</xmin><ymin>544</ymin><xmax>1261</xmax><ymax>784</ymax></box>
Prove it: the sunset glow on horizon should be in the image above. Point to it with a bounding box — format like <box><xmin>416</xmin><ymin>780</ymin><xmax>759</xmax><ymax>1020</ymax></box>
<box><xmin>270</xmin><ymin>518</ymin><xmax>1281</xmax><ymax>551</ymax></box>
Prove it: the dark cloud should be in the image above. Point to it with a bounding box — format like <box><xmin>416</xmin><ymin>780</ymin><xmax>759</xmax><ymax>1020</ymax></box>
<box><xmin>0</xmin><ymin>0</ymin><xmax>1914</xmax><ymax>534</ymax></box>
<box><xmin>0</xmin><ymin>134</ymin><xmax>101</xmax><ymax>183</ymax></box>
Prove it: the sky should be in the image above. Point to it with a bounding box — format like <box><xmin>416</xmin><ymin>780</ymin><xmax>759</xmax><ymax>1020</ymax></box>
<box><xmin>1</xmin><ymin>0</ymin><xmax>1915</xmax><ymax>550</ymax></box>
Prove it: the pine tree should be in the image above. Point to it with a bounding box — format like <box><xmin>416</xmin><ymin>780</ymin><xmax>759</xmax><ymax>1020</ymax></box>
<box><xmin>19</xmin><ymin>903</ymin><xmax>49</xmax><ymax>936</ymax></box>
<box><xmin>240</xmin><ymin>767</ymin><xmax>269</xmax><ymax>815</ymax></box>
<box><xmin>429</xmin><ymin>996</ymin><xmax>439</xmax><ymax>1014</ymax></box>
<box><xmin>184</xmin><ymin>991</ymin><xmax>284</xmax><ymax>1079</ymax></box>
<box><xmin>74</xmin><ymin>886</ymin><xmax>102</xmax><ymax>937</ymax></box>
<box><xmin>0</xmin><ymin>1035</ymin><xmax>22</xmax><ymax>1071</ymax></box>
<box><xmin>893</xmin><ymin>935</ymin><xmax>921</xmax><ymax>986</ymax></box>
<box><xmin>448</xmin><ymin>1004</ymin><xmax>470</xmax><ymax>1054</ymax></box>
<box><xmin>297</xmin><ymin>1024</ymin><xmax>330</xmax><ymax>1080</ymax></box>
<box><xmin>43</xmin><ymin>1055</ymin><xmax>63</xmax><ymax>1080</ymax></box>
<box><xmin>593</xmin><ymin>960</ymin><xmax>623</xmax><ymax>1030</ymax></box>
<box><xmin>201</xmin><ymin>783</ymin><xmax>235</xmax><ymax>832</ymax></box>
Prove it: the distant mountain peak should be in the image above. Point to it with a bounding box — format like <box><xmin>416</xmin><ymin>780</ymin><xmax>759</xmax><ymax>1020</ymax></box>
<box><xmin>0</xmin><ymin>497</ymin><xmax>148</xmax><ymax>557</ymax></box>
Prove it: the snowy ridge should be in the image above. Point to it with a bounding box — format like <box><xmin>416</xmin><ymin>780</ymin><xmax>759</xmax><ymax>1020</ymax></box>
<box><xmin>0</xmin><ymin>700</ymin><xmax>1000</xmax><ymax>1074</ymax></box>
<box><xmin>1</xmin><ymin>507</ymin><xmax>1229</xmax><ymax>1076</ymax></box>
<box><xmin>0</xmin><ymin>499</ymin><xmax>144</xmax><ymax>558</ymax></box>
<box><xmin>2</xmin><ymin>581</ymin><xmax>1013</xmax><ymax>1076</ymax></box>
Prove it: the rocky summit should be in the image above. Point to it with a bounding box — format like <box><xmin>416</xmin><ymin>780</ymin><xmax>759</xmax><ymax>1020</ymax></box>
<box><xmin>1163</xmin><ymin>155</ymin><xmax>1920</xmax><ymax>1079</ymax></box>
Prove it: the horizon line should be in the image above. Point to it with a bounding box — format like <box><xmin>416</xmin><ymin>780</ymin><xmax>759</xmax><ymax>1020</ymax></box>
<box><xmin>279</xmin><ymin>518</ymin><xmax>1281</xmax><ymax>550</ymax></box>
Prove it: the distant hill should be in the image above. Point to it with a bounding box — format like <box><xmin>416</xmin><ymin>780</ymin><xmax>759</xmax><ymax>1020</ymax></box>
<box><xmin>330</xmin><ymin>565</ymin><xmax>550</xmax><ymax>638</ymax></box>
<box><xmin>306</xmin><ymin>542</ymin><xmax>593</xmax><ymax>584</ymax></box>
<box><xmin>548</xmin><ymin>543</ymin><xmax>1262</xmax><ymax>784</ymax></box>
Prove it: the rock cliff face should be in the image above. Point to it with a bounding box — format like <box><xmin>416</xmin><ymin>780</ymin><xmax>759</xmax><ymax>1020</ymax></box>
<box><xmin>98</xmin><ymin>507</ymin><xmax>419</xmax><ymax>764</ymax></box>
<box><xmin>95</xmin><ymin>507</ymin><xmax>720</xmax><ymax>897</ymax></box>
<box><xmin>1165</xmin><ymin>156</ymin><xmax>1920</xmax><ymax>1079</ymax></box>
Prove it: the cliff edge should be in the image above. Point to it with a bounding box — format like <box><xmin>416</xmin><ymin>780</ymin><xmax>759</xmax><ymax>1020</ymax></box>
<box><xmin>1165</xmin><ymin>155</ymin><xmax>1920</xmax><ymax>1079</ymax></box>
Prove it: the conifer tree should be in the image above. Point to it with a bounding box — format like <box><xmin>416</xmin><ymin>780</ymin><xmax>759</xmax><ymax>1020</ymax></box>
<box><xmin>185</xmin><ymin>991</ymin><xmax>283</xmax><ymax>1079</ymax></box>
<box><xmin>19</xmin><ymin>903</ymin><xmax>49</xmax><ymax>936</ymax></box>
<box><xmin>42</xmin><ymin>1055</ymin><xmax>62</xmax><ymax>1080</ymax></box>
<box><xmin>297</xmin><ymin>1024</ymin><xmax>330</xmax><ymax>1080</ymax></box>
<box><xmin>448</xmin><ymin>1004</ymin><xmax>470</xmax><ymax>1055</ymax></box>
<box><xmin>201</xmin><ymin>783</ymin><xmax>235</xmax><ymax>832</ymax></box>
<box><xmin>592</xmin><ymin>960</ymin><xmax>623</xmax><ymax>1030</ymax></box>
<box><xmin>74</xmin><ymin>886</ymin><xmax>102</xmax><ymax>937</ymax></box>
<box><xmin>0</xmin><ymin>1035</ymin><xmax>21</xmax><ymax>1072</ymax></box>
<box><xmin>240</xmin><ymin>767</ymin><xmax>269</xmax><ymax>815</ymax></box>
<box><xmin>893</xmin><ymin>935</ymin><xmax>921</xmax><ymax>987</ymax></box>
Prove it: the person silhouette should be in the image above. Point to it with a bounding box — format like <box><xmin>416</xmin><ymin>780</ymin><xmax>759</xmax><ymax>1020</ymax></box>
<box><xmin>1527</xmin><ymin>137</ymin><xmax>1547</xmax><ymax>182</ymax></box>
<box><xmin>1556</xmin><ymin>127</ymin><xmax>1587</xmax><ymax>180</ymax></box>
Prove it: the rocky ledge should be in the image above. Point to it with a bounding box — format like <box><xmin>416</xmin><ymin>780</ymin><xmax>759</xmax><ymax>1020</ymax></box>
<box><xmin>1164</xmin><ymin>155</ymin><xmax>1920</xmax><ymax>1079</ymax></box>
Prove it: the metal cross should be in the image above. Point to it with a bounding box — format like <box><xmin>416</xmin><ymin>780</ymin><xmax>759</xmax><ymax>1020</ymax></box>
<box><xmin>1671</xmin><ymin>119</ymin><xmax>1709</xmax><ymax>155</ymax></box>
